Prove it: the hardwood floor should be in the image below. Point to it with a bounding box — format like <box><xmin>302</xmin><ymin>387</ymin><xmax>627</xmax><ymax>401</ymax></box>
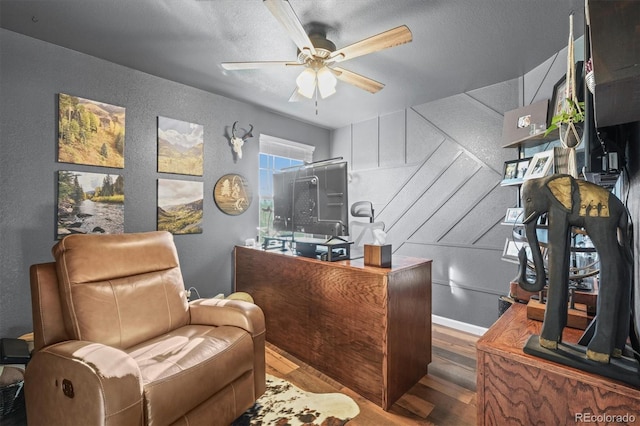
<box><xmin>0</xmin><ymin>323</ymin><xmax>479</xmax><ymax>426</ymax></box>
<box><xmin>266</xmin><ymin>323</ymin><xmax>480</xmax><ymax>426</ymax></box>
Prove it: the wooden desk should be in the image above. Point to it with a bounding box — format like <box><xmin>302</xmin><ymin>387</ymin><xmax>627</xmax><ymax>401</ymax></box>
<box><xmin>477</xmin><ymin>303</ymin><xmax>640</xmax><ymax>425</ymax></box>
<box><xmin>234</xmin><ymin>246</ymin><xmax>432</xmax><ymax>410</ymax></box>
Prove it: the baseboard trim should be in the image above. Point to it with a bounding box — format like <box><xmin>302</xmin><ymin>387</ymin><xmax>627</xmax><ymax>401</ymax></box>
<box><xmin>432</xmin><ymin>315</ymin><xmax>488</xmax><ymax>336</ymax></box>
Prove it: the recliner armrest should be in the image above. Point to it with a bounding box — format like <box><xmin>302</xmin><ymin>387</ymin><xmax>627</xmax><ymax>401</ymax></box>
<box><xmin>25</xmin><ymin>340</ymin><xmax>144</xmax><ymax>426</ymax></box>
<box><xmin>189</xmin><ymin>298</ymin><xmax>265</xmax><ymax>338</ymax></box>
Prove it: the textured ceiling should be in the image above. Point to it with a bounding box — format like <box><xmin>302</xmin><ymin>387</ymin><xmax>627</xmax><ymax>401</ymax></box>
<box><xmin>0</xmin><ymin>0</ymin><xmax>585</xmax><ymax>129</ymax></box>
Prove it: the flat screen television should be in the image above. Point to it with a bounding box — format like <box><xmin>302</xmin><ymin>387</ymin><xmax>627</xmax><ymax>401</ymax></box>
<box><xmin>272</xmin><ymin>159</ymin><xmax>349</xmax><ymax>237</ymax></box>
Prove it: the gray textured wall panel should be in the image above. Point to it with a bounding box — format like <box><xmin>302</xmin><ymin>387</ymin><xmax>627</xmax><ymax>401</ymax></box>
<box><xmin>467</xmin><ymin>79</ymin><xmax>521</xmax><ymax>115</ymax></box>
<box><xmin>379</xmin><ymin>110</ymin><xmax>405</xmax><ymax>167</ymax></box>
<box><xmin>406</xmin><ymin>108</ymin><xmax>445</xmax><ymax>162</ymax></box>
<box><xmin>332</xmin><ymin>82</ymin><xmax>519</xmax><ymax>328</ymax></box>
<box><xmin>348</xmin><ymin>166</ymin><xmax>417</xmax><ymax>213</ymax></box>
<box><xmin>417</xmin><ymin>170</ymin><xmax>508</xmax><ymax>246</ymax></box>
<box><xmin>412</xmin><ymin>94</ymin><xmax>507</xmax><ymax>172</ymax></box>
<box><xmin>431</xmin><ymin>281</ymin><xmax>505</xmax><ymax>328</ymax></box>
<box><xmin>0</xmin><ymin>29</ymin><xmax>330</xmax><ymax>337</ymax></box>
<box><xmin>457</xmin><ymin>190</ymin><xmax>514</xmax><ymax>247</ymax></box>
<box><xmin>386</xmin><ymin>153</ymin><xmax>481</xmax><ymax>248</ymax></box>
<box><xmin>524</xmin><ymin>37</ymin><xmax>585</xmax><ymax>106</ymax></box>
<box><xmin>327</xmin><ymin>36</ymin><xmax>604</xmax><ymax>330</ymax></box>
<box><xmin>331</xmin><ymin>125</ymin><xmax>351</xmax><ymax>165</ymax></box>
<box><xmin>376</xmin><ymin>142</ymin><xmax>462</xmax><ymax>230</ymax></box>
<box><xmin>398</xmin><ymin>242</ymin><xmax>515</xmax><ymax>297</ymax></box>
<box><xmin>524</xmin><ymin>54</ymin><xmax>560</xmax><ymax>105</ymax></box>
<box><xmin>352</xmin><ymin>117</ymin><xmax>379</xmax><ymax>170</ymax></box>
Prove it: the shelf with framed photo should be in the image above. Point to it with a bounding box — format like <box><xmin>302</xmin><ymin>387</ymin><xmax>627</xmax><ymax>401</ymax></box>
<box><xmin>501</xmin><ymin>99</ymin><xmax>560</xmax><ymax>149</ymax></box>
<box><xmin>501</xmin><ymin>238</ymin><xmax>532</xmax><ymax>265</ymax></box>
<box><xmin>523</xmin><ymin>149</ymin><xmax>555</xmax><ymax>181</ymax></box>
<box><xmin>501</xmin><ymin>207</ymin><xmax>524</xmax><ymax>226</ymax></box>
<box><xmin>500</xmin><ymin>158</ymin><xmax>532</xmax><ymax>186</ymax></box>
<box><xmin>500</xmin><ymin>149</ymin><xmax>557</xmax><ymax>187</ymax></box>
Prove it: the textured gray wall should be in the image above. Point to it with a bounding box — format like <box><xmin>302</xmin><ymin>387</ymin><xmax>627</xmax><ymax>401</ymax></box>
<box><xmin>0</xmin><ymin>29</ymin><xmax>330</xmax><ymax>338</ymax></box>
<box><xmin>331</xmin><ymin>36</ymin><xmax>630</xmax><ymax>330</ymax></box>
<box><xmin>332</xmin><ymin>81</ymin><xmax>522</xmax><ymax>328</ymax></box>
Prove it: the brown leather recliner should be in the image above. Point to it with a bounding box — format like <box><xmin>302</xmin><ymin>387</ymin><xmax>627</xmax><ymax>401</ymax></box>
<box><xmin>25</xmin><ymin>231</ymin><xmax>265</xmax><ymax>425</ymax></box>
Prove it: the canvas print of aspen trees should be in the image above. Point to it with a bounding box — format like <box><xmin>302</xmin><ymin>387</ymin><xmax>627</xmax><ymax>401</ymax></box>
<box><xmin>157</xmin><ymin>179</ymin><xmax>203</xmax><ymax>234</ymax></box>
<box><xmin>58</xmin><ymin>93</ymin><xmax>125</xmax><ymax>168</ymax></box>
<box><xmin>57</xmin><ymin>171</ymin><xmax>124</xmax><ymax>238</ymax></box>
<box><xmin>157</xmin><ymin>117</ymin><xmax>204</xmax><ymax>176</ymax></box>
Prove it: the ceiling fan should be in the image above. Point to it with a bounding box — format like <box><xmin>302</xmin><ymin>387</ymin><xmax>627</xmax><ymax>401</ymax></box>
<box><xmin>221</xmin><ymin>0</ymin><xmax>412</xmax><ymax>101</ymax></box>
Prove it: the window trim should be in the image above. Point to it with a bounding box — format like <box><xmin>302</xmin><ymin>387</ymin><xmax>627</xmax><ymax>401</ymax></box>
<box><xmin>259</xmin><ymin>134</ymin><xmax>315</xmax><ymax>163</ymax></box>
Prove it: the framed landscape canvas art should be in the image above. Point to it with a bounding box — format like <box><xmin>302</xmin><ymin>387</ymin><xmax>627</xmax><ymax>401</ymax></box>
<box><xmin>58</xmin><ymin>93</ymin><xmax>125</xmax><ymax>168</ymax></box>
<box><xmin>157</xmin><ymin>117</ymin><xmax>204</xmax><ymax>176</ymax></box>
<box><xmin>157</xmin><ymin>179</ymin><xmax>203</xmax><ymax>234</ymax></box>
<box><xmin>57</xmin><ymin>170</ymin><xmax>124</xmax><ymax>238</ymax></box>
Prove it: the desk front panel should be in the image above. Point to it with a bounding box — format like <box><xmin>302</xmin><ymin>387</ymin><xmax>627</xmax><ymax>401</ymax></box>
<box><xmin>234</xmin><ymin>246</ymin><xmax>432</xmax><ymax>408</ymax></box>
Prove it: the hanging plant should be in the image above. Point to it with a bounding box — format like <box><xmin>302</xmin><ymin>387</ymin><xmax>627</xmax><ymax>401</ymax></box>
<box><xmin>543</xmin><ymin>13</ymin><xmax>583</xmax><ymax>177</ymax></box>
<box><xmin>544</xmin><ymin>97</ymin><xmax>585</xmax><ymax>145</ymax></box>
<box><xmin>546</xmin><ymin>98</ymin><xmax>585</xmax><ymax>133</ymax></box>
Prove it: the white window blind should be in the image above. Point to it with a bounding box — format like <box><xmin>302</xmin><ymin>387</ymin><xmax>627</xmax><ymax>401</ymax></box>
<box><xmin>259</xmin><ymin>134</ymin><xmax>315</xmax><ymax>163</ymax></box>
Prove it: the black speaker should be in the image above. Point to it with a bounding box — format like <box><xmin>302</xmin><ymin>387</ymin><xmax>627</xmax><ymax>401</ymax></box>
<box><xmin>0</xmin><ymin>338</ymin><xmax>30</xmax><ymax>364</ymax></box>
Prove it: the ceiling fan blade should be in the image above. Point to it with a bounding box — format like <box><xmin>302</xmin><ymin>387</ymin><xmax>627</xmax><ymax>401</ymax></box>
<box><xmin>332</xmin><ymin>67</ymin><xmax>384</xmax><ymax>94</ymax></box>
<box><xmin>329</xmin><ymin>25</ymin><xmax>412</xmax><ymax>63</ymax></box>
<box><xmin>263</xmin><ymin>0</ymin><xmax>317</xmax><ymax>57</ymax></box>
<box><xmin>221</xmin><ymin>61</ymin><xmax>302</xmax><ymax>70</ymax></box>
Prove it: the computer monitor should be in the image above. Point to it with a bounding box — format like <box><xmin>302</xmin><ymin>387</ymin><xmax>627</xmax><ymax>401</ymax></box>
<box><xmin>272</xmin><ymin>159</ymin><xmax>349</xmax><ymax>237</ymax></box>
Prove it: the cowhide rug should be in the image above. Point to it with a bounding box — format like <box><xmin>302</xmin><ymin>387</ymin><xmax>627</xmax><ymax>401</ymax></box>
<box><xmin>232</xmin><ymin>374</ymin><xmax>360</xmax><ymax>425</ymax></box>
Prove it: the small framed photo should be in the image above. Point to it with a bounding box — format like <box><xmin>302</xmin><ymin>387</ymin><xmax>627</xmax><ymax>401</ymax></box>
<box><xmin>502</xmin><ymin>238</ymin><xmax>529</xmax><ymax>264</ymax></box>
<box><xmin>501</xmin><ymin>157</ymin><xmax>532</xmax><ymax>186</ymax></box>
<box><xmin>504</xmin><ymin>208</ymin><xmax>524</xmax><ymax>224</ymax></box>
<box><xmin>523</xmin><ymin>150</ymin><xmax>554</xmax><ymax>180</ymax></box>
<box><xmin>517</xmin><ymin>114</ymin><xmax>531</xmax><ymax>129</ymax></box>
<box><xmin>549</xmin><ymin>75</ymin><xmax>567</xmax><ymax>122</ymax></box>
<box><xmin>503</xmin><ymin>159</ymin><xmax>519</xmax><ymax>180</ymax></box>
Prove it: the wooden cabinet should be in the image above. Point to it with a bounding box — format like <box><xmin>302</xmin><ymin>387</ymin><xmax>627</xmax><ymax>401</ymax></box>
<box><xmin>477</xmin><ymin>304</ymin><xmax>640</xmax><ymax>425</ymax></box>
<box><xmin>234</xmin><ymin>246</ymin><xmax>432</xmax><ymax>410</ymax></box>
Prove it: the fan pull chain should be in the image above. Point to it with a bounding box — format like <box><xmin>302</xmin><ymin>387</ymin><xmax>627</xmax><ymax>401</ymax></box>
<box><xmin>315</xmin><ymin>87</ymin><xmax>319</xmax><ymax>115</ymax></box>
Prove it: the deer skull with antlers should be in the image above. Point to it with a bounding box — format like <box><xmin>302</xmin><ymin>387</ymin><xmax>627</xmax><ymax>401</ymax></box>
<box><xmin>230</xmin><ymin>121</ymin><xmax>253</xmax><ymax>160</ymax></box>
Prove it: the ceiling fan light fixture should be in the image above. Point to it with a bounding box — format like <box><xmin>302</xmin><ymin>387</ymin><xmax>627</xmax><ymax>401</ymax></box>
<box><xmin>296</xmin><ymin>68</ymin><xmax>316</xmax><ymax>98</ymax></box>
<box><xmin>221</xmin><ymin>1</ymin><xmax>412</xmax><ymax>103</ymax></box>
<box><xmin>317</xmin><ymin>66</ymin><xmax>337</xmax><ymax>99</ymax></box>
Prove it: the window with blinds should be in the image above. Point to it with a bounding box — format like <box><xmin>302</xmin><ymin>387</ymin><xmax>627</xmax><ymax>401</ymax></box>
<box><xmin>258</xmin><ymin>135</ymin><xmax>314</xmax><ymax>238</ymax></box>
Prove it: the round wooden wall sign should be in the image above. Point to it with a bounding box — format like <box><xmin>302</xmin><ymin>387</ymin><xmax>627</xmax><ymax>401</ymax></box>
<box><xmin>213</xmin><ymin>173</ymin><xmax>252</xmax><ymax>215</ymax></box>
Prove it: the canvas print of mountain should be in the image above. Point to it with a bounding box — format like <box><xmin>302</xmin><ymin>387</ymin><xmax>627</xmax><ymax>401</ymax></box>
<box><xmin>157</xmin><ymin>179</ymin><xmax>203</xmax><ymax>234</ymax></box>
<box><xmin>58</xmin><ymin>93</ymin><xmax>125</xmax><ymax>168</ymax></box>
<box><xmin>158</xmin><ymin>116</ymin><xmax>204</xmax><ymax>176</ymax></box>
<box><xmin>57</xmin><ymin>170</ymin><xmax>124</xmax><ymax>239</ymax></box>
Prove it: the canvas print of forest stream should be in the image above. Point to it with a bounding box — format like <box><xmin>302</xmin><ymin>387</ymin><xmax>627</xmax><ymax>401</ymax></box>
<box><xmin>57</xmin><ymin>171</ymin><xmax>124</xmax><ymax>238</ymax></box>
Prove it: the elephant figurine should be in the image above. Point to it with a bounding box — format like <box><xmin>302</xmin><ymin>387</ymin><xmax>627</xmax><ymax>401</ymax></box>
<box><xmin>516</xmin><ymin>174</ymin><xmax>633</xmax><ymax>363</ymax></box>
